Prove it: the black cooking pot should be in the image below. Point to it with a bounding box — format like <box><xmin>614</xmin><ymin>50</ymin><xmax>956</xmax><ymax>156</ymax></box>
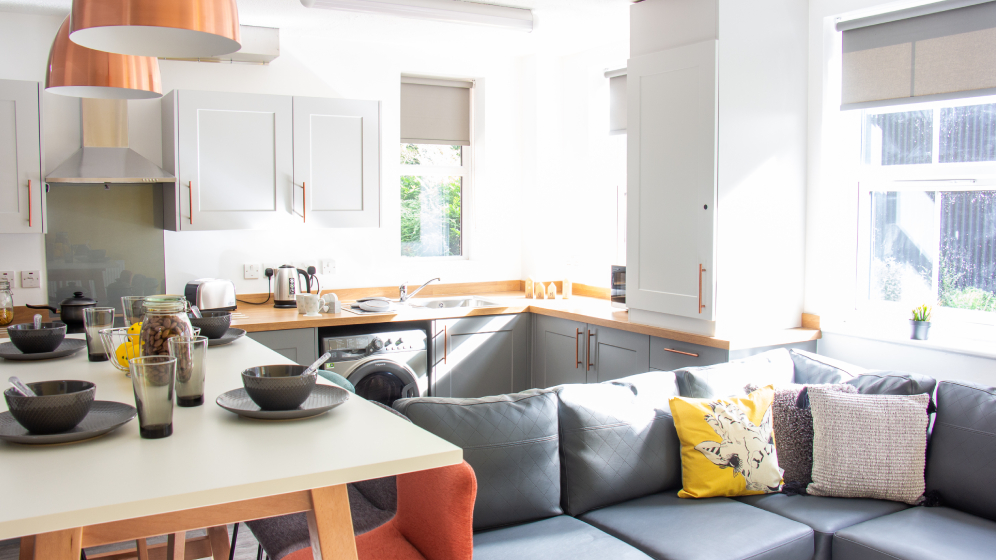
<box><xmin>27</xmin><ymin>292</ymin><xmax>97</xmax><ymax>326</ymax></box>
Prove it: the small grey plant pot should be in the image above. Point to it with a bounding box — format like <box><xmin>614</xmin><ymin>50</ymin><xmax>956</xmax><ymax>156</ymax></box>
<box><xmin>910</xmin><ymin>320</ymin><xmax>931</xmax><ymax>340</ymax></box>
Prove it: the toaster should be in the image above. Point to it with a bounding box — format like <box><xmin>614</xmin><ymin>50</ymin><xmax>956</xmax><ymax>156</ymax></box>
<box><xmin>184</xmin><ymin>279</ymin><xmax>237</xmax><ymax>312</ymax></box>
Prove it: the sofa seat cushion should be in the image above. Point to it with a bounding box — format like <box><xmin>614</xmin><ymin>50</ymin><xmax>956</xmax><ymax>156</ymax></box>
<box><xmin>473</xmin><ymin>515</ymin><xmax>653</xmax><ymax>560</ymax></box>
<box><xmin>833</xmin><ymin>506</ymin><xmax>996</xmax><ymax>560</ymax></box>
<box><xmin>580</xmin><ymin>492</ymin><xmax>814</xmax><ymax>560</ymax></box>
<box><xmin>736</xmin><ymin>493</ymin><xmax>908</xmax><ymax>560</ymax></box>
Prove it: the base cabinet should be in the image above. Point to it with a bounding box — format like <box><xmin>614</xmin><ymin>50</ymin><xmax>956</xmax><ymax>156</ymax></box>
<box><xmin>531</xmin><ymin>315</ymin><xmax>651</xmax><ymax>388</ymax></box>
<box><xmin>431</xmin><ymin>314</ymin><xmax>530</xmax><ymax>399</ymax></box>
<box><xmin>247</xmin><ymin>328</ymin><xmax>318</xmax><ymax>365</ymax></box>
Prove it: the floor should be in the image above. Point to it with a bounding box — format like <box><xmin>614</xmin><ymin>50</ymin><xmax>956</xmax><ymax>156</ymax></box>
<box><xmin>0</xmin><ymin>524</ymin><xmax>270</xmax><ymax>560</ymax></box>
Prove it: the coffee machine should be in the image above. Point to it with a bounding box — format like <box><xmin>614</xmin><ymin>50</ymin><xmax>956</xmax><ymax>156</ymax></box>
<box><xmin>270</xmin><ymin>265</ymin><xmax>315</xmax><ymax>308</ymax></box>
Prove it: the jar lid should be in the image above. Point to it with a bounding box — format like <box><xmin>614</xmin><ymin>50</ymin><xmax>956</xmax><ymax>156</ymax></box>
<box><xmin>143</xmin><ymin>295</ymin><xmax>188</xmax><ymax>313</ymax></box>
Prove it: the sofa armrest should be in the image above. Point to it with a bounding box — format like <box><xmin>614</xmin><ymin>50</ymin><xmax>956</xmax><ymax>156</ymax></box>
<box><xmin>396</xmin><ymin>461</ymin><xmax>477</xmax><ymax>560</ymax></box>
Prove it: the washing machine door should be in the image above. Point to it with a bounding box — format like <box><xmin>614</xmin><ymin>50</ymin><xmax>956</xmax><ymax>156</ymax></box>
<box><xmin>345</xmin><ymin>356</ymin><xmax>420</xmax><ymax>407</ymax></box>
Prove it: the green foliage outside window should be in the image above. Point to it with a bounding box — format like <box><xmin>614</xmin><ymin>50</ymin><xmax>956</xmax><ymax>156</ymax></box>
<box><xmin>401</xmin><ymin>144</ymin><xmax>463</xmax><ymax>257</ymax></box>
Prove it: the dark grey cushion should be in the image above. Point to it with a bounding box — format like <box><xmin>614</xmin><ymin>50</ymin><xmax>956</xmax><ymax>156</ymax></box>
<box><xmin>394</xmin><ymin>390</ymin><xmax>562</xmax><ymax>530</ymax></box>
<box><xmin>556</xmin><ymin>382</ymin><xmax>681</xmax><ymax>516</ymax></box>
<box><xmin>473</xmin><ymin>515</ymin><xmax>654</xmax><ymax>560</ymax></box>
<box><xmin>580</xmin><ymin>492</ymin><xmax>814</xmax><ymax>560</ymax></box>
<box><xmin>846</xmin><ymin>371</ymin><xmax>937</xmax><ymax>405</ymax></box>
<box><xmin>926</xmin><ymin>380</ymin><xmax>996</xmax><ymax>522</ymax></box>
<box><xmin>737</xmin><ymin>494</ymin><xmax>908</xmax><ymax>560</ymax></box>
<box><xmin>789</xmin><ymin>349</ymin><xmax>864</xmax><ymax>384</ymax></box>
<box><xmin>610</xmin><ymin>370</ymin><xmax>680</xmax><ymax>406</ymax></box>
<box><xmin>675</xmin><ymin>349</ymin><xmax>796</xmax><ymax>398</ymax></box>
<box><xmin>833</xmin><ymin>506</ymin><xmax>996</xmax><ymax>560</ymax></box>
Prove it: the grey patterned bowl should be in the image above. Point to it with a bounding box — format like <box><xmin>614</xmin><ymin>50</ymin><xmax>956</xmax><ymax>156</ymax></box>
<box><xmin>188</xmin><ymin>311</ymin><xmax>232</xmax><ymax>340</ymax></box>
<box><xmin>7</xmin><ymin>322</ymin><xmax>67</xmax><ymax>354</ymax></box>
<box><xmin>4</xmin><ymin>380</ymin><xmax>96</xmax><ymax>434</ymax></box>
<box><xmin>242</xmin><ymin>365</ymin><xmax>317</xmax><ymax>411</ymax></box>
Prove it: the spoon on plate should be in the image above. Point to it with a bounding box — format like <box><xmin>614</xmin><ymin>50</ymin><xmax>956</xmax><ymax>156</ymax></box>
<box><xmin>302</xmin><ymin>352</ymin><xmax>332</xmax><ymax>377</ymax></box>
<box><xmin>8</xmin><ymin>376</ymin><xmax>36</xmax><ymax>397</ymax></box>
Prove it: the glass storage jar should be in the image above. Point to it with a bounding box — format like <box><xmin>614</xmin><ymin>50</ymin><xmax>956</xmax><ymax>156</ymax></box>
<box><xmin>0</xmin><ymin>279</ymin><xmax>12</xmax><ymax>326</ymax></box>
<box><xmin>140</xmin><ymin>295</ymin><xmax>194</xmax><ymax>357</ymax></box>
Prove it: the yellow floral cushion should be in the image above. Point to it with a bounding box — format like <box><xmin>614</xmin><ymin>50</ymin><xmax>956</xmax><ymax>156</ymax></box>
<box><xmin>669</xmin><ymin>386</ymin><xmax>783</xmax><ymax>498</ymax></box>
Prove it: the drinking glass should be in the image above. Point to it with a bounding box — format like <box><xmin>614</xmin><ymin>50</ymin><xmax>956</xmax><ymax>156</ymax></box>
<box><xmin>168</xmin><ymin>336</ymin><xmax>208</xmax><ymax>407</ymax></box>
<box><xmin>83</xmin><ymin>307</ymin><xmax>115</xmax><ymax>362</ymax></box>
<box><xmin>121</xmin><ymin>296</ymin><xmax>147</xmax><ymax>326</ymax></box>
<box><xmin>129</xmin><ymin>356</ymin><xmax>176</xmax><ymax>439</ymax></box>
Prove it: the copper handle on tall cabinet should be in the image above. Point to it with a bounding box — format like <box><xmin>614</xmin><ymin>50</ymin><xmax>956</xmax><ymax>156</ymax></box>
<box><xmin>587</xmin><ymin>330</ymin><xmax>595</xmax><ymax>371</ymax></box>
<box><xmin>664</xmin><ymin>348</ymin><xmax>700</xmax><ymax>358</ymax></box>
<box><xmin>575</xmin><ymin>328</ymin><xmax>582</xmax><ymax>368</ymax></box>
<box><xmin>188</xmin><ymin>181</ymin><xmax>193</xmax><ymax>225</ymax></box>
<box><xmin>698</xmin><ymin>264</ymin><xmax>707</xmax><ymax>314</ymax></box>
<box><xmin>27</xmin><ymin>180</ymin><xmax>32</xmax><ymax>227</ymax></box>
<box><xmin>302</xmin><ymin>182</ymin><xmax>306</xmax><ymax>223</ymax></box>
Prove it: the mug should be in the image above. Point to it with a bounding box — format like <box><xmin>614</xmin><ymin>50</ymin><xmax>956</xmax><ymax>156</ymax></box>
<box><xmin>297</xmin><ymin>294</ymin><xmax>321</xmax><ymax>317</ymax></box>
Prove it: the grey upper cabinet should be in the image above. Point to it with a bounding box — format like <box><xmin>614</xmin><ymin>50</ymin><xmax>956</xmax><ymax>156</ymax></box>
<box><xmin>587</xmin><ymin>325</ymin><xmax>650</xmax><ymax>383</ymax></box>
<box><xmin>163</xmin><ymin>90</ymin><xmax>294</xmax><ymax>231</ymax></box>
<box><xmin>292</xmin><ymin>96</ymin><xmax>380</xmax><ymax>228</ymax></box>
<box><xmin>532</xmin><ymin>314</ymin><xmax>587</xmax><ymax>389</ymax></box>
<box><xmin>431</xmin><ymin>314</ymin><xmax>530</xmax><ymax>399</ymax></box>
<box><xmin>248</xmin><ymin>328</ymin><xmax>318</xmax><ymax>365</ymax></box>
<box><xmin>0</xmin><ymin>80</ymin><xmax>42</xmax><ymax>233</ymax></box>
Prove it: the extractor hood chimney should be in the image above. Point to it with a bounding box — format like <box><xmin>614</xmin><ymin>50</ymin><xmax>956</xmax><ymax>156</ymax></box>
<box><xmin>46</xmin><ymin>98</ymin><xmax>176</xmax><ymax>185</ymax></box>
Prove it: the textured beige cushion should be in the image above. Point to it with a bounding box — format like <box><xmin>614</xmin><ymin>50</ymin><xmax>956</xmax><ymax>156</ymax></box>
<box><xmin>773</xmin><ymin>383</ymin><xmax>858</xmax><ymax>487</ymax></box>
<box><xmin>807</xmin><ymin>387</ymin><xmax>929</xmax><ymax>505</ymax></box>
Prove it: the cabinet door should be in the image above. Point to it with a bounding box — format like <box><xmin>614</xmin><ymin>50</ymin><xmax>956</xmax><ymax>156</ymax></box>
<box><xmin>432</xmin><ymin>314</ymin><xmax>529</xmax><ymax>399</ymax></box>
<box><xmin>176</xmin><ymin>90</ymin><xmax>293</xmax><ymax>230</ymax></box>
<box><xmin>531</xmin><ymin>315</ymin><xmax>586</xmax><ymax>389</ymax></box>
<box><xmin>587</xmin><ymin>325</ymin><xmax>650</xmax><ymax>383</ymax></box>
<box><xmin>292</xmin><ymin>97</ymin><xmax>380</xmax><ymax>228</ymax></box>
<box><xmin>627</xmin><ymin>40</ymin><xmax>717</xmax><ymax>320</ymax></box>
<box><xmin>248</xmin><ymin>328</ymin><xmax>318</xmax><ymax>365</ymax></box>
<box><xmin>0</xmin><ymin>80</ymin><xmax>42</xmax><ymax>233</ymax></box>
<box><xmin>649</xmin><ymin>336</ymin><xmax>728</xmax><ymax>371</ymax></box>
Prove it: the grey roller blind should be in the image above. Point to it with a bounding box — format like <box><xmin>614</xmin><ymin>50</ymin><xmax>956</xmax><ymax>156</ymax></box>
<box><xmin>401</xmin><ymin>77</ymin><xmax>472</xmax><ymax>146</ymax></box>
<box><xmin>840</xmin><ymin>0</ymin><xmax>996</xmax><ymax>109</ymax></box>
<box><xmin>609</xmin><ymin>73</ymin><xmax>627</xmax><ymax>134</ymax></box>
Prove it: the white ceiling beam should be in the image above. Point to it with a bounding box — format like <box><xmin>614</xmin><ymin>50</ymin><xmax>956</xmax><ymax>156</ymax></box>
<box><xmin>300</xmin><ymin>0</ymin><xmax>534</xmax><ymax>31</ymax></box>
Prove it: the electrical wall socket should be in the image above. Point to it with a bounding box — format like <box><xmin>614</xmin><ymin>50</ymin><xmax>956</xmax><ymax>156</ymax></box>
<box><xmin>0</xmin><ymin>271</ymin><xmax>13</xmax><ymax>285</ymax></box>
<box><xmin>322</xmin><ymin>259</ymin><xmax>336</xmax><ymax>275</ymax></box>
<box><xmin>244</xmin><ymin>263</ymin><xmax>261</xmax><ymax>280</ymax></box>
<box><xmin>20</xmin><ymin>271</ymin><xmax>40</xmax><ymax>288</ymax></box>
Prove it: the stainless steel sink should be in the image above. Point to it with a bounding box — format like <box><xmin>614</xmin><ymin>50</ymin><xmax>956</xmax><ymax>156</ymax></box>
<box><xmin>409</xmin><ymin>296</ymin><xmax>506</xmax><ymax>309</ymax></box>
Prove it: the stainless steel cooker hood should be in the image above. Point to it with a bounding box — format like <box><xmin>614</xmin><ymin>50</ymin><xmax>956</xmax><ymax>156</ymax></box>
<box><xmin>46</xmin><ymin>98</ymin><xmax>175</xmax><ymax>185</ymax></box>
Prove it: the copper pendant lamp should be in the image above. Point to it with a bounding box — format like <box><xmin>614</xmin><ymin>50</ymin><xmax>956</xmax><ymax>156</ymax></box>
<box><xmin>47</xmin><ymin>16</ymin><xmax>162</xmax><ymax>99</ymax></box>
<box><xmin>69</xmin><ymin>0</ymin><xmax>241</xmax><ymax>59</ymax></box>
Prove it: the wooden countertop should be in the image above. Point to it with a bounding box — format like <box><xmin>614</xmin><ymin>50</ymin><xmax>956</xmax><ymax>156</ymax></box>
<box><xmin>232</xmin><ymin>291</ymin><xmax>820</xmax><ymax>351</ymax></box>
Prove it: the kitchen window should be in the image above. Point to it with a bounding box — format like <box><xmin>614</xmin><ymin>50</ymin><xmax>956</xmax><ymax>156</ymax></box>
<box><xmin>856</xmin><ymin>96</ymin><xmax>996</xmax><ymax>324</ymax></box>
<box><xmin>399</xmin><ymin>76</ymin><xmax>474</xmax><ymax>258</ymax></box>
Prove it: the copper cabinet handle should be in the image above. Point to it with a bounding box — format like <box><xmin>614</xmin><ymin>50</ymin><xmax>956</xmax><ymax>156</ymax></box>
<box><xmin>698</xmin><ymin>264</ymin><xmax>706</xmax><ymax>314</ymax></box>
<box><xmin>587</xmin><ymin>330</ymin><xmax>595</xmax><ymax>371</ymax></box>
<box><xmin>443</xmin><ymin>324</ymin><xmax>448</xmax><ymax>364</ymax></box>
<box><xmin>665</xmin><ymin>348</ymin><xmax>700</xmax><ymax>358</ymax></box>
<box><xmin>302</xmin><ymin>181</ymin><xmax>306</xmax><ymax>223</ymax></box>
<box><xmin>188</xmin><ymin>181</ymin><xmax>193</xmax><ymax>225</ymax></box>
<box><xmin>575</xmin><ymin>328</ymin><xmax>582</xmax><ymax>368</ymax></box>
<box><xmin>27</xmin><ymin>180</ymin><xmax>32</xmax><ymax>227</ymax></box>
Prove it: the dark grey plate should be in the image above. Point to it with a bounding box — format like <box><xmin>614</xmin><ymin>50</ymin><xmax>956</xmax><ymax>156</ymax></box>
<box><xmin>0</xmin><ymin>401</ymin><xmax>137</xmax><ymax>445</ymax></box>
<box><xmin>216</xmin><ymin>385</ymin><xmax>349</xmax><ymax>420</ymax></box>
<box><xmin>0</xmin><ymin>339</ymin><xmax>86</xmax><ymax>361</ymax></box>
<box><xmin>207</xmin><ymin>328</ymin><xmax>247</xmax><ymax>347</ymax></box>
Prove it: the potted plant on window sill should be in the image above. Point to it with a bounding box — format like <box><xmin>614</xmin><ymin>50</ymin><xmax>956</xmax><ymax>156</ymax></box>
<box><xmin>911</xmin><ymin>304</ymin><xmax>932</xmax><ymax>340</ymax></box>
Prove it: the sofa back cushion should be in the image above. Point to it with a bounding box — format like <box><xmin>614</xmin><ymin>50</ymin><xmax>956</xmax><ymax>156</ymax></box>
<box><xmin>846</xmin><ymin>371</ymin><xmax>937</xmax><ymax>411</ymax></box>
<box><xmin>394</xmin><ymin>390</ymin><xmax>562</xmax><ymax>531</ymax></box>
<box><xmin>789</xmin><ymin>349</ymin><xmax>866</xmax><ymax>384</ymax></box>
<box><xmin>926</xmin><ymin>380</ymin><xmax>996</xmax><ymax>522</ymax></box>
<box><xmin>556</xmin><ymin>380</ymin><xmax>681</xmax><ymax>516</ymax></box>
<box><xmin>675</xmin><ymin>349</ymin><xmax>795</xmax><ymax>398</ymax></box>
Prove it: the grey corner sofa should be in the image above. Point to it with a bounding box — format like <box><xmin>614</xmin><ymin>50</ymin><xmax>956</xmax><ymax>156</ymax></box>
<box><xmin>393</xmin><ymin>348</ymin><xmax>996</xmax><ymax>560</ymax></box>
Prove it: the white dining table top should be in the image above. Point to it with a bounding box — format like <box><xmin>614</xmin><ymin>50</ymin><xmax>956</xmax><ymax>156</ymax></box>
<box><xmin>0</xmin><ymin>334</ymin><xmax>462</xmax><ymax>541</ymax></box>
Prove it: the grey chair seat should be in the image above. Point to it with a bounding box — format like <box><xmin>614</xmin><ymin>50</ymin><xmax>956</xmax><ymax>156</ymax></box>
<box><xmin>736</xmin><ymin>493</ymin><xmax>908</xmax><ymax>560</ymax></box>
<box><xmin>473</xmin><ymin>515</ymin><xmax>654</xmax><ymax>560</ymax></box>
<box><xmin>833</xmin><ymin>506</ymin><xmax>996</xmax><ymax>560</ymax></box>
<box><xmin>580</xmin><ymin>492</ymin><xmax>814</xmax><ymax>560</ymax></box>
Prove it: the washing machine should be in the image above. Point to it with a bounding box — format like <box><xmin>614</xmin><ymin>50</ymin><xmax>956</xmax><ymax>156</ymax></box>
<box><xmin>320</xmin><ymin>329</ymin><xmax>428</xmax><ymax>407</ymax></box>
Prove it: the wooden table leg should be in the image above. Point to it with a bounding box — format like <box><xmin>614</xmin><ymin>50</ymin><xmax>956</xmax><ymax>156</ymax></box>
<box><xmin>18</xmin><ymin>536</ymin><xmax>34</xmax><ymax>560</ymax></box>
<box><xmin>33</xmin><ymin>528</ymin><xmax>82</xmax><ymax>560</ymax></box>
<box><xmin>306</xmin><ymin>485</ymin><xmax>358</xmax><ymax>560</ymax></box>
<box><xmin>136</xmin><ymin>538</ymin><xmax>150</xmax><ymax>560</ymax></box>
<box><xmin>166</xmin><ymin>533</ymin><xmax>186</xmax><ymax>560</ymax></box>
<box><xmin>206</xmin><ymin>526</ymin><xmax>231</xmax><ymax>560</ymax></box>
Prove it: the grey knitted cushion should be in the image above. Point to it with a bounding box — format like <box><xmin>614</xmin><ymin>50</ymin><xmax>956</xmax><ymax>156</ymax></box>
<box><xmin>807</xmin><ymin>387</ymin><xmax>930</xmax><ymax>505</ymax></box>
<box><xmin>773</xmin><ymin>383</ymin><xmax>858</xmax><ymax>487</ymax></box>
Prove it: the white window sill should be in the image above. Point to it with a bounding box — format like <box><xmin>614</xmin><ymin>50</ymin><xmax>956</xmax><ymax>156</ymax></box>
<box><xmin>822</xmin><ymin>316</ymin><xmax>996</xmax><ymax>361</ymax></box>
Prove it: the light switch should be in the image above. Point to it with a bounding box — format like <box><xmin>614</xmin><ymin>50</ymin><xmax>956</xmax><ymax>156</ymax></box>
<box><xmin>20</xmin><ymin>270</ymin><xmax>40</xmax><ymax>288</ymax></box>
<box><xmin>0</xmin><ymin>271</ymin><xmax>13</xmax><ymax>285</ymax></box>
